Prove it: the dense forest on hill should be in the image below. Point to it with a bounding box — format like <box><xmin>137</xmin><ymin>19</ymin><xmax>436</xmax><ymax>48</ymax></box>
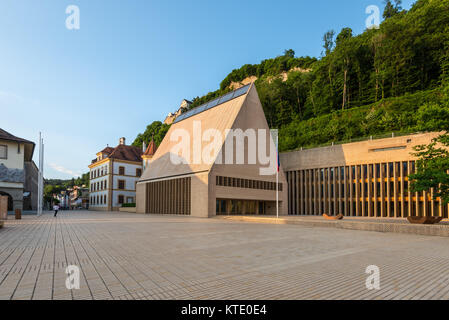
<box><xmin>134</xmin><ymin>0</ymin><xmax>449</xmax><ymax>152</ymax></box>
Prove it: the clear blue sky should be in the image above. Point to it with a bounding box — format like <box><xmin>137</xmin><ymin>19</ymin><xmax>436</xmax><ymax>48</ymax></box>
<box><xmin>0</xmin><ymin>0</ymin><xmax>415</xmax><ymax>179</ymax></box>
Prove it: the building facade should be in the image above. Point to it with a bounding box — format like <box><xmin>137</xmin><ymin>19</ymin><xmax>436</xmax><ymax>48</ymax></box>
<box><xmin>281</xmin><ymin>132</ymin><xmax>448</xmax><ymax>218</ymax></box>
<box><xmin>137</xmin><ymin>84</ymin><xmax>288</xmax><ymax>217</ymax></box>
<box><xmin>0</xmin><ymin>128</ymin><xmax>37</xmax><ymax>212</ymax></box>
<box><xmin>88</xmin><ymin>137</ymin><xmax>143</xmax><ymax>211</ymax></box>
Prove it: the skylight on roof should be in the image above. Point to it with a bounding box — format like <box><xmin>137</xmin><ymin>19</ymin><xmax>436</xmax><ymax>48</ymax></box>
<box><xmin>173</xmin><ymin>84</ymin><xmax>251</xmax><ymax>124</ymax></box>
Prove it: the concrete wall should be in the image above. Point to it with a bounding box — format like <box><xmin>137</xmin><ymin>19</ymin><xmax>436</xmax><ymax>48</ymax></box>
<box><xmin>191</xmin><ymin>172</ymin><xmax>209</xmax><ymax>218</ymax></box>
<box><xmin>136</xmin><ymin>183</ymin><xmax>146</xmax><ymax>214</ymax></box>
<box><xmin>24</xmin><ymin>161</ymin><xmax>38</xmax><ymax>210</ymax></box>
<box><xmin>280</xmin><ymin>132</ymin><xmax>441</xmax><ymax>171</ymax></box>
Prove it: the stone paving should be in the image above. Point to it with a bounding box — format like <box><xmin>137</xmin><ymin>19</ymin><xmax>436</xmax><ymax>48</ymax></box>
<box><xmin>1</xmin><ymin>210</ymin><xmax>449</xmax><ymax>300</ymax></box>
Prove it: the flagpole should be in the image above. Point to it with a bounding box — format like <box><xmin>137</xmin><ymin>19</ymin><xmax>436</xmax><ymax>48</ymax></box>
<box><xmin>37</xmin><ymin>133</ymin><xmax>40</xmax><ymax>216</ymax></box>
<box><xmin>276</xmin><ymin>163</ymin><xmax>279</xmax><ymax>219</ymax></box>
<box><xmin>276</xmin><ymin>132</ymin><xmax>279</xmax><ymax>219</ymax></box>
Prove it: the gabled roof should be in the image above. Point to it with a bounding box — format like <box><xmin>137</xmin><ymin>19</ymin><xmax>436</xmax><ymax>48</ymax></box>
<box><xmin>100</xmin><ymin>147</ymin><xmax>114</xmax><ymax>154</ymax></box>
<box><xmin>139</xmin><ymin>84</ymin><xmax>253</xmax><ymax>182</ymax></box>
<box><xmin>0</xmin><ymin>128</ymin><xmax>34</xmax><ymax>145</ymax></box>
<box><xmin>0</xmin><ymin>128</ymin><xmax>35</xmax><ymax>161</ymax></box>
<box><xmin>142</xmin><ymin>139</ymin><xmax>157</xmax><ymax>158</ymax></box>
<box><xmin>108</xmin><ymin>144</ymin><xmax>142</xmax><ymax>162</ymax></box>
<box><xmin>91</xmin><ymin>144</ymin><xmax>143</xmax><ymax>165</ymax></box>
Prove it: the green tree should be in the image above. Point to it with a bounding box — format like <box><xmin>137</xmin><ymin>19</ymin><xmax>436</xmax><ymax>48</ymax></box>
<box><xmin>409</xmin><ymin>134</ymin><xmax>449</xmax><ymax>204</ymax></box>
<box><xmin>283</xmin><ymin>49</ymin><xmax>295</xmax><ymax>58</ymax></box>
<box><xmin>335</xmin><ymin>28</ymin><xmax>353</xmax><ymax>109</ymax></box>
<box><xmin>132</xmin><ymin>121</ymin><xmax>170</xmax><ymax>149</ymax></box>
<box><xmin>383</xmin><ymin>0</ymin><xmax>402</xmax><ymax>19</ymax></box>
<box><xmin>322</xmin><ymin>30</ymin><xmax>335</xmax><ymax>56</ymax></box>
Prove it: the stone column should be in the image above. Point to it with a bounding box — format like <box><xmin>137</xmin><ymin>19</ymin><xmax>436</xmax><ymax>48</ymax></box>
<box><xmin>0</xmin><ymin>195</ymin><xmax>7</xmax><ymax>220</ymax></box>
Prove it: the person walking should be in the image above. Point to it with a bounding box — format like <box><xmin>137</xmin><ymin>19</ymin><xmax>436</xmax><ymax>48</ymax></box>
<box><xmin>53</xmin><ymin>204</ymin><xmax>60</xmax><ymax>217</ymax></box>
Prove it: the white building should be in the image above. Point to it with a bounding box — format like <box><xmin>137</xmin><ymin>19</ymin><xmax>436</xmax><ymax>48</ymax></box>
<box><xmin>88</xmin><ymin>137</ymin><xmax>143</xmax><ymax>211</ymax></box>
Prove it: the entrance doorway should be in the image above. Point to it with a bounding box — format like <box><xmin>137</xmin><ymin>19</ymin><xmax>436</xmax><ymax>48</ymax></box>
<box><xmin>216</xmin><ymin>199</ymin><xmax>267</xmax><ymax>215</ymax></box>
<box><xmin>0</xmin><ymin>191</ymin><xmax>13</xmax><ymax>211</ymax></box>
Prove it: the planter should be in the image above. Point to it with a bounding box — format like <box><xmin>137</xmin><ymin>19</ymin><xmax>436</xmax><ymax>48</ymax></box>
<box><xmin>323</xmin><ymin>213</ymin><xmax>344</xmax><ymax>220</ymax></box>
<box><xmin>119</xmin><ymin>207</ymin><xmax>137</xmax><ymax>213</ymax></box>
<box><xmin>407</xmin><ymin>216</ymin><xmax>443</xmax><ymax>225</ymax></box>
<box><xmin>15</xmin><ymin>209</ymin><xmax>21</xmax><ymax>220</ymax></box>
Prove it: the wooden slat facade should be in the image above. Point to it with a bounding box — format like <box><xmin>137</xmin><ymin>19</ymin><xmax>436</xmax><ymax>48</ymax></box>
<box><xmin>285</xmin><ymin>160</ymin><xmax>448</xmax><ymax>218</ymax></box>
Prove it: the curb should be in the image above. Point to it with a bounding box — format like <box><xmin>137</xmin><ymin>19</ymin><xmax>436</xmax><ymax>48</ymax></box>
<box><xmin>216</xmin><ymin>216</ymin><xmax>449</xmax><ymax>237</ymax></box>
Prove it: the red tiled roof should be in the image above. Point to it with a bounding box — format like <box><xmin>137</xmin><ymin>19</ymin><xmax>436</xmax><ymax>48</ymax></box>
<box><xmin>108</xmin><ymin>144</ymin><xmax>142</xmax><ymax>162</ymax></box>
<box><xmin>143</xmin><ymin>139</ymin><xmax>157</xmax><ymax>157</ymax></box>
<box><xmin>92</xmin><ymin>144</ymin><xmax>142</xmax><ymax>164</ymax></box>
<box><xmin>100</xmin><ymin>147</ymin><xmax>114</xmax><ymax>154</ymax></box>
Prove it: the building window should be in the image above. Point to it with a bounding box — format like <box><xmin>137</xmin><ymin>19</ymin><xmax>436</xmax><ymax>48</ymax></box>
<box><xmin>118</xmin><ymin>180</ymin><xmax>125</xmax><ymax>190</ymax></box>
<box><xmin>104</xmin><ymin>180</ymin><xmax>107</xmax><ymax>189</ymax></box>
<box><xmin>118</xmin><ymin>195</ymin><xmax>124</xmax><ymax>204</ymax></box>
<box><xmin>119</xmin><ymin>166</ymin><xmax>125</xmax><ymax>175</ymax></box>
<box><xmin>0</xmin><ymin>145</ymin><xmax>7</xmax><ymax>159</ymax></box>
<box><xmin>126</xmin><ymin>197</ymin><xmax>134</xmax><ymax>203</ymax></box>
<box><xmin>136</xmin><ymin>168</ymin><xmax>142</xmax><ymax>177</ymax></box>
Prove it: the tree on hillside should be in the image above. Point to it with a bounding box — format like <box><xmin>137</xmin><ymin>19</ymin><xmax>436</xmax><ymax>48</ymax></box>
<box><xmin>335</xmin><ymin>28</ymin><xmax>353</xmax><ymax>110</ymax></box>
<box><xmin>383</xmin><ymin>0</ymin><xmax>402</xmax><ymax>19</ymax></box>
<box><xmin>284</xmin><ymin>49</ymin><xmax>295</xmax><ymax>58</ymax></box>
<box><xmin>322</xmin><ymin>30</ymin><xmax>335</xmax><ymax>56</ymax></box>
<box><xmin>132</xmin><ymin>121</ymin><xmax>170</xmax><ymax>149</ymax></box>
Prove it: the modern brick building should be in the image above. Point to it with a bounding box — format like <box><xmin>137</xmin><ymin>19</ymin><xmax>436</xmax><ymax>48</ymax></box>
<box><xmin>136</xmin><ymin>84</ymin><xmax>288</xmax><ymax>217</ymax></box>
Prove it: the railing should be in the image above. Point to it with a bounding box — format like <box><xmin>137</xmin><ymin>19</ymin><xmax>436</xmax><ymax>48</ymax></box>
<box><xmin>291</xmin><ymin>131</ymin><xmax>424</xmax><ymax>152</ymax></box>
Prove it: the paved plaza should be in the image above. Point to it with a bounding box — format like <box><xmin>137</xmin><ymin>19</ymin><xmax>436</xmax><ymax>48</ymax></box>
<box><xmin>1</xmin><ymin>211</ymin><xmax>449</xmax><ymax>300</ymax></box>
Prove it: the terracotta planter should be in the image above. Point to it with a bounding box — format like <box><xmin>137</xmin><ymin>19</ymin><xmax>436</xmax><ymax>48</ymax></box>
<box><xmin>323</xmin><ymin>213</ymin><xmax>344</xmax><ymax>220</ymax></box>
<box><xmin>407</xmin><ymin>216</ymin><xmax>442</xmax><ymax>225</ymax></box>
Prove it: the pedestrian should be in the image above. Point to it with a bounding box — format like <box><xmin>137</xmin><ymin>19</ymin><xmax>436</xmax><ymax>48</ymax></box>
<box><xmin>53</xmin><ymin>204</ymin><xmax>60</xmax><ymax>217</ymax></box>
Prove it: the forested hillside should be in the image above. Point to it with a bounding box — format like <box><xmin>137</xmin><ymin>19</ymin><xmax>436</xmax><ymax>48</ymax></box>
<box><xmin>134</xmin><ymin>0</ymin><xmax>449</xmax><ymax>152</ymax></box>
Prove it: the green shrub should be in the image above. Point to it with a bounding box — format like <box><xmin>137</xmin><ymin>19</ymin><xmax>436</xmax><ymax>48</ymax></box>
<box><xmin>121</xmin><ymin>203</ymin><xmax>136</xmax><ymax>208</ymax></box>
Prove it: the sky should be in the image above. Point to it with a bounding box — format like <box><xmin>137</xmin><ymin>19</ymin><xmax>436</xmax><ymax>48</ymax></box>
<box><xmin>0</xmin><ymin>0</ymin><xmax>415</xmax><ymax>179</ymax></box>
